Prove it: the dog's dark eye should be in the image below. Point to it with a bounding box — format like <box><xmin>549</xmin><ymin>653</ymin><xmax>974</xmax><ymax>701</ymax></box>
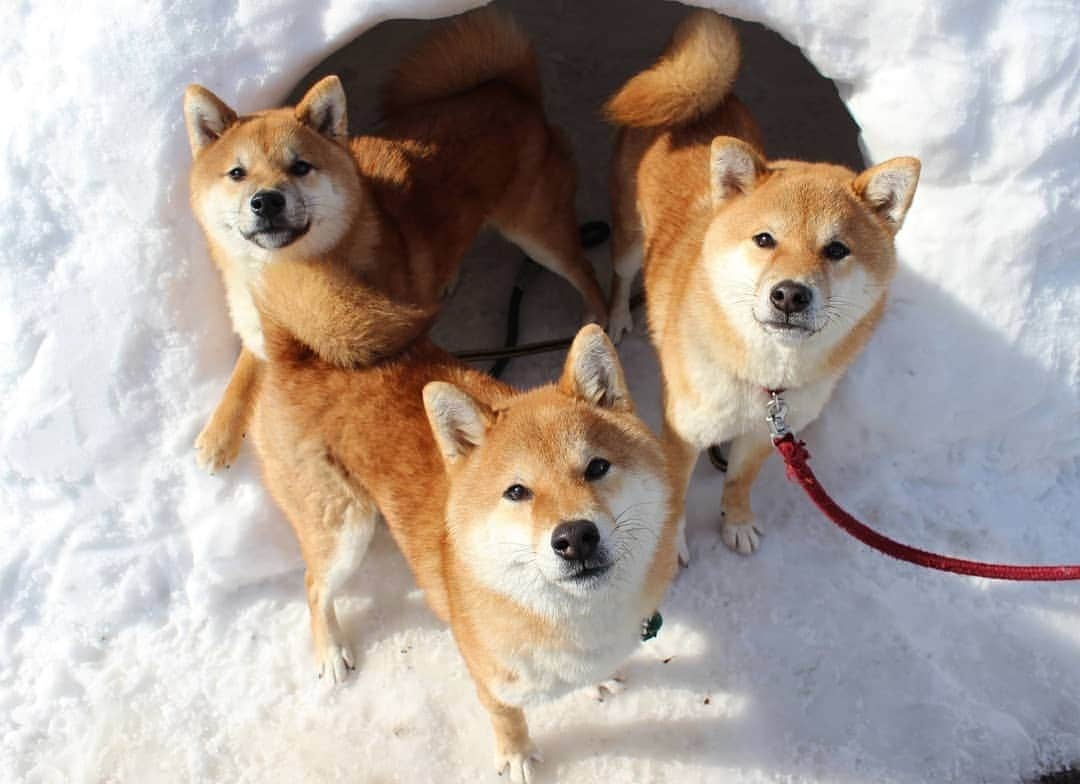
<box><xmin>290</xmin><ymin>160</ymin><xmax>313</xmax><ymax>177</ymax></box>
<box><xmin>753</xmin><ymin>232</ymin><xmax>776</xmax><ymax>249</ymax></box>
<box><xmin>227</xmin><ymin>166</ymin><xmax>246</xmax><ymax>181</ymax></box>
<box><xmin>584</xmin><ymin>458</ymin><xmax>611</xmax><ymax>481</ymax></box>
<box><xmin>824</xmin><ymin>241</ymin><xmax>850</xmax><ymax>260</ymax></box>
<box><xmin>503</xmin><ymin>484</ymin><xmax>532</xmax><ymax>502</ymax></box>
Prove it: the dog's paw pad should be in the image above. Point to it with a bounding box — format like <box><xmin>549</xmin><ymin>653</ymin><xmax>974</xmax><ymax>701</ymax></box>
<box><xmin>316</xmin><ymin>644</ymin><xmax>356</xmax><ymax>685</ymax></box>
<box><xmin>592</xmin><ymin>674</ymin><xmax>626</xmax><ymax>702</ymax></box>
<box><xmin>720</xmin><ymin>520</ymin><xmax>763</xmax><ymax>555</ymax></box>
<box><xmin>495</xmin><ymin>747</ymin><xmax>541</xmax><ymax>784</ymax></box>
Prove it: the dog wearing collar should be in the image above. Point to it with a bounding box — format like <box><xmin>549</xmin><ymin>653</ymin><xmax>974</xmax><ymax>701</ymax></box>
<box><xmin>604</xmin><ymin>10</ymin><xmax>920</xmax><ymax>560</ymax></box>
<box><xmin>252</xmin><ymin>252</ymin><xmax>678</xmax><ymax>781</ymax></box>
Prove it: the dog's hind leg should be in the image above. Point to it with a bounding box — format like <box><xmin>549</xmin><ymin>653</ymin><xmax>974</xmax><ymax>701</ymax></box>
<box><xmin>254</xmin><ymin>401</ymin><xmax>380</xmax><ymax>683</ymax></box>
<box><xmin>608</xmin><ymin>234</ymin><xmax>643</xmax><ymax>344</ymax></box>
<box><xmin>662</xmin><ymin>422</ymin><xmax>699</xmax><ymax>568</ymax></box>
<box><xmin>607</xmin><ymin>156</ymin><xmax>643</xmax><ymax>343</ymax></box>
<box><xmin>303</xmin><ymin>492</ymin><xmax>378</xmax><ymax>684</ymax></box>
<box><xmin>491</xmin><ymin>131</ymin><xmax>608</xmax><ymax>326</ymax></box>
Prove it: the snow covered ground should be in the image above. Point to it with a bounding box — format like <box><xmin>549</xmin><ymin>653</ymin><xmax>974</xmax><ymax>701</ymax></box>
<box><xmin>2</xmin><ymin>0</ymin><xmax>1079</xmax><ymax>782</ymax></box>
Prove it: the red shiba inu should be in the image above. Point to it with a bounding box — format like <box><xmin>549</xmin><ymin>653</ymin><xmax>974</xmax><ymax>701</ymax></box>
<box><xmin>605</xmin><ymin>11</ymin><xmax>920</xmax><ymax>561</ymax></box>
<box><xmin>252</xmin><ymin>261</ymin><xmax>678</xmax><ymax>782</ymax></box>
<box><xmin>184</xmin><ymin>9</ymin><xmax>608</xmax><ymax>472</ymax></box>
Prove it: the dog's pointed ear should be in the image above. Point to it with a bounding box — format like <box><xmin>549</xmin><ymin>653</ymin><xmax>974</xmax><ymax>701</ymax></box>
<box><xmin>295</xmin><ymin>75</ymin><xmax>348</xmax><ymax>141</ymax></box>
<box><xmin>424</xmin><ymin>382</ymin><xmax>493</xmax><ymax>462</ymax></box>
<box><xmin>710</xmin><ymin>136</ymin><xmax>765</xmax><ymax>205</ymax></box>
<box><xmin>854</xmin><ymin>157</ymin><xmax>921</xmax><ymax>232</ymax></box>
<box><xmin>559</xmin><ymin>325</ymin><xmax>633</xmax><ymax>412</ymax></box>
<box><xmin>184</xmin><ymin>84</ymin><xmax>237</xmax><ymax>156</ymax></box>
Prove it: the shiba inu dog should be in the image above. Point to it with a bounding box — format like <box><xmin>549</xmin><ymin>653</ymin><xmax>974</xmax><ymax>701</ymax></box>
<box><xmin>252</xmin><ymin>265</ymin><xmax>678</xmax><ymax>782</ymax></box>
<box><xmin>184</xmin><ymin>9</ymin><xmax>608</xmax><ymax>472</ymax></box>
<box><xmin>605</xmin><ymin>11</ymin><xmax>920</xmax><ymax>560</ymax></box>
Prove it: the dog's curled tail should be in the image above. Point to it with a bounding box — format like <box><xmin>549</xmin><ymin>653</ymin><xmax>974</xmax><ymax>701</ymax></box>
<box><xmin>380</xmin><ymin>8</ymin><xmax>541</xmax><ymax>114</ymax></box>
<box><xmin>604</xmin><ymin>10</ymin><xmax>740</xmax><ymax>128</ymax></box>
<box><xmin>256</xmin><ymin>260</ymin><xmax>436</xmax><ymax>368</ymax></box>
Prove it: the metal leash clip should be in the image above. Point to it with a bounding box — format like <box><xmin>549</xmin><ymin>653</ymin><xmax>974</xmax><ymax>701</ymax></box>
<box><xmin>765</xmin><ymin>390</ymin><xmax>791</xmax><ymax>439</ymax></box>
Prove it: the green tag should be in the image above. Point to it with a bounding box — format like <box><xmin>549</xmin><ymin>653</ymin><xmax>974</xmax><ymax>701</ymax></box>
<box><xmin>640</xmin><ymin>612</ymin><xmax>663</xmax><ymax>642</ymax></box>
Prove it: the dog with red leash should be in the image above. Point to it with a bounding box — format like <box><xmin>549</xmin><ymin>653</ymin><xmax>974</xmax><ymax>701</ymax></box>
<box><xmin>605</xmin><ymin>10</ymin><xmax>920</xmax><ymax>562</ymax></box>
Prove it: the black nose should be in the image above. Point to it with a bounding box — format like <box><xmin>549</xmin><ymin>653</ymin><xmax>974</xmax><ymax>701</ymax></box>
<box><xmin>770</xmin><ymin>280</ymin><xmax>813</xmax><ymax>315</ymax></box>
<box><xmin>250</xmin><ymin>189</ymin><xmax>286</xmax><ymax>218</ymax></box>
<box><xmin>551</xmin><ymin>520</ymin><xmax>600</xmax><ymax>562</ymax></box>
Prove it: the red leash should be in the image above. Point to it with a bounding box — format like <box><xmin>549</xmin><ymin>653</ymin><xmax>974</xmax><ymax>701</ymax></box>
<box><xmin>765</xmin><ymin>393</ymin><xmax>1080</xmax><ymax>581</ymax></box>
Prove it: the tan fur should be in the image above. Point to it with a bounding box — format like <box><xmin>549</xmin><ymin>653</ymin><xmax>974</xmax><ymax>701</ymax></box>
<box><xmin>380</xmin><ymin>7</ymin><xmax>542</xmax><ymax>114</ymax></box>
<box><xmin>192</xmin><ymin>348</ymin><xmax>261</xmax><ymax>472</ymax></box>
<box><xmin>253</xmin><ymin>317</ymin><xmax>678</xmax><ymax>779</ymax></box>
<box><xmin>255</xmin><ymin>258</ymin><xmax>436</xmax><ymax>368</ymax></box>
<box><xmin>607</xmin><ymin>10</ymin><xmax>920</xmax><ymax>558</ymax></box>
<box><xmin>186</xmin><ymin>10</ymin><xmax>606</xmax><ymax>471</ymax></box>
<box><xmin>603</xmin><ymin>10</ymin><xmax>741</xmax><ymax>128</ymax></box>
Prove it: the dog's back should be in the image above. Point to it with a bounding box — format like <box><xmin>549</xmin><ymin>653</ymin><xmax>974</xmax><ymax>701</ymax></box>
<box><xmin>351</xmin><ymin>10</ymin><xmax>605</xmax><ymax>319</ymax></box>
<box><xmin>255</xmin><ymin>330</ymin><xmax>509</xmax><ymax>621</ymax></box>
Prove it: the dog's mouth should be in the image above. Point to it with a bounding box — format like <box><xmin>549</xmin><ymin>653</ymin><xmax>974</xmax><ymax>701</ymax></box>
<box><xmin>755</xmin><ymin>316</ymin><xmax>817</xmax><ymax>338</ymax></box>
<box><xmin>561</xmin><ymin>561</ymin><xmax>612</xmax><ymax>583</ymax></box>
<box><xmin>243</xmin><ymin>221</ymin><xmax>310</xmax><ymax>250</ymax></box>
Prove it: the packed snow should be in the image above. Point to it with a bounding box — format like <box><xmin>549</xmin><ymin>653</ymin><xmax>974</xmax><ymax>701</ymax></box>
<box><xmin>2</xmin><ymin>0</ymin><xmax>1079</xmax><ymax>782</ymax></box>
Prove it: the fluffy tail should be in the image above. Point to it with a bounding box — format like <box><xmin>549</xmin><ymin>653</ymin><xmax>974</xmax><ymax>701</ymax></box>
<box><xmin>256</xmin><ymin>259</ymin><xmax>436</xmax><ymax>368</ymax></box>
<box><xmin>604</xmin><ymin>10</ymin><xmax>741</xmax><ymax>128</ymax></box>
<box><xmin>380</xmin><ymin>8</ymin><xmax>541</xmax><ymax>115</ymax></box>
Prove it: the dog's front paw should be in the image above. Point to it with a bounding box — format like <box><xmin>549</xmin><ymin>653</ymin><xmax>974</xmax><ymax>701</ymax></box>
<box><xmin>194</xmin><ymin>419</ymin><xmax>243</xmax><ymax>473</ymax></box>
<box><xmin>591</xmin><ymin>673</ymin><xmax>626</xmax><ymax>702</ymax></box>
<box><xmin>495</xmin><ymin>746</ymin><xmax>541</xmax><ymax>783</ymax></box>
<box><xmin>720</xmin><ymin>518</ymin><xmax>763</xmax><ymax>555</ymax></box>
<box><xmin>316</xmin><ymin>643</ymin><xmax>355</xmax><ymax>685</ymax></box>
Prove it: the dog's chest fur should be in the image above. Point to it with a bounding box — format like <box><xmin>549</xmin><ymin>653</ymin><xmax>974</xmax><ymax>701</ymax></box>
<box><xmin>669</xmin><ymin>350</ymin><xmax>839</xmax><ymax>449</ymax></box>
<box><xmin>225</xmin><ymin>275</ymin><xmax>266</xmax><ymax>359</ymax></box>
<box><xmin>486</xmin><ymin>600</ymin><xmax>646</xmax><ymax>707</ymax></box>
<box><xmin>219</xmin><ymin>246</ymin><xmax>272</xmax><ymax>360</ymax></box>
